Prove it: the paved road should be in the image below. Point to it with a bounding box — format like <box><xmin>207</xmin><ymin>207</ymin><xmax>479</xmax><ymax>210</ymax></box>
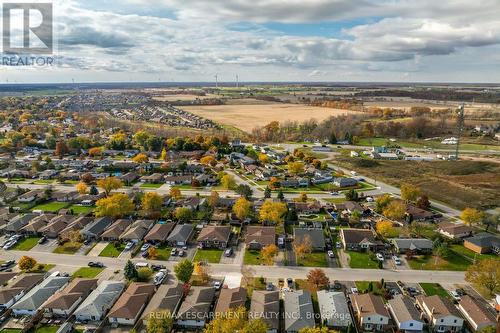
<box><xmin>1</xmin><ymin>250</ymin><xmax>466</xmax><ymax>284</ymax></box>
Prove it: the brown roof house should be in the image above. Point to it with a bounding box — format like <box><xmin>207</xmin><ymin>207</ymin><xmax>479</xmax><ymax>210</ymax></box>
<box><xmin>43</xmin><ymin>278</ymin><xmax>98</xmax><ymax>318</ymax></box>
<box><xmin>0</xmin><ymin>274</ymin><xmax>44</xmax><ymax>310</ymax></box>
<box><xmin>20</xmin><ymin>214</ymin><xmax>56</xmax><ymax>235</ymax></box>
<box><xmin>245</xmin><ymin>226</ymin><xmax>275</xmax><ymax>250</ymax></box>
<box><xmin>458</xmin><ymin>295</ymin><xmax>497</xmax><ymax>332</ymax></box>
<box><xmin>340</xmin><ymin>228</ymin><xmax>383</xmax><ymax>252</ymax></box>
<box><xmin>119</xmin><ymin>219</ymin><xmax>155</xmax><ymax>243</ymax></box>
<box><xmin>416</xmin><ymin>295</ymin><xmax>464</xmax><ymax>333</ymax></box>
<box><xmin>141</xmin><ymin>283</ymin><xmax>183</xmax><ymax>326</ymax></box>
<box><xmin>108</xmin><ymin>282</ymin><xmax>155</xmax><ymax>326</ymax></box>
<box><xmin>39</xmin><ymin>215</ymin><xmax>77</xmax><ymax>238</ymax></box>
<box><xmin>437</xmin><ymin>222</ymin><xmax>473</xmax><ymax>239</ymax></box>
<box><xmin>144</xmin><ymin>222</ymin><xmax>175</xmax><ymax>245</ymax></box>
<box><xmin>101</xmin><ymin>219</ymin><xmax>131</xmax><ymax>242</ymax></box>
<box><xmin>214</xmin><ymin>287</ymin><xmax>247</xmax><ymax>315</ymax></box>
<box><xmin>351</xmin><ymin>293</ymin><xmax>390</xmax><ymax>332</ymax></box>
<box><xmin>249</xmin><ymin>291</ymin><xmax>279</xmax><ymax>333</ymax></box>
<box><xmin>197</xmin><ymin>225</ymin><xmax>231</xmax><ymax>249</ymax></box>
<box><xmin>177</xmin><ymin>286</ymin><xmax>215</xmax><ymax>329</ymax></box>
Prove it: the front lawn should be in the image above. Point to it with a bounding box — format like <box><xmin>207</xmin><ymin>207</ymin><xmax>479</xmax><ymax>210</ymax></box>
<box><xmin>450</xmin><ymin>244</ymin><xmax>498</xmax><ymax>261</ymax></box>
<box><xmin>33</xmin><ymin>325</ymin><xmax>59</xmax><ymax>333</ymax></box>
<box><xmin>12</xmin><ymin>236</ymin><xmax>41</xmax><ymax>251</ymax></box>
<box><xmin>140</xmin><ymin>183</ymin><xmax>163</xmax><ymax>189</ymax></box>
<box><xmin>346</xmin><ymin>251</ymin><xmax>379</xmax><ymax>269</ymax></box>
<box><xmin>68</xmin><ymin>204</ymin><xmax>95</xmax><ymax>215</ymax></box>
<box><xmin>31</xmin><ymin>202</ymin><xmax>69</xmax><ymax>213</ymax></box>
<box><xmin>244</xmin><ymin>249</ymin><xmax>265</xmax><ymax>265</ymax></box>
<box><xmin>420</xmin><ymin>283</ymin><xmax>450</xmax><ymax>299</ymax></box>
<box><xmin>98</xmin><ymin>242</ymin><xmax>125</xmax><ymax>258</ymax></box>
<box><xmin>297</xmin><ymin>252</ymin><xmax>328</xmax><ymax>267</ymax></box>
<box><xmin>153</xmin><ymin>245</ymin><xmax>172</xmax><ymax>261</ymax></box>
<box><xmin>72</xmin><ymin>267</ymin><xmax>104</xmax><ymax>278</ymax></box>
<box><xmin>53</xmin><ymin>241</ymin><xmax>82</xmax><ymax>254</ymax></box>
<box><xmin>407</xmin><ymin>253</ymin><xmax>470</xmax><ymax>271</ymax></box>
<box><xmin>193</xmin><ymin>249</ymin><xmax>223</xmax><ymax>263</ymax></box>
<box><xmin>356</xmin><ymin>281</ymin><xmax>385</xmax><ymax>296</ymax></box>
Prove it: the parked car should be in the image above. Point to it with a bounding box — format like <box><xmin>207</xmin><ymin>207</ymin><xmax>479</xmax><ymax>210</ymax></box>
<box><xmin>213</xmin><ymin>281</ymin><xmax>221</xmax><ymax>290</ymax></box>
<box><xmin>331</xmin><ymin>281</ymin><xmax>342</xmax><ymax>290</ymax></box>
<box><xmin>2</xmin><ymin>241</ymin><xmax>16</xmax><ymax>250</ymax></box>
<box><xmin>327</xmin><ymin>250</ymin><xmax>335</xmax><ymax>258</ymax></box>
<box><xmin>124</xmin><ymin>241</ymin><xmax>135</xmax><ymax>251</ymax></box>
<box><xmin>287</xmin><ymin>278</ymin><xmax>293</xmax><ymax>288</ymax></box>
<box><xmin>450</xmin><ymin>291</ymin><xmax>461</xmax><ymax>301</ymax></box>
<box><xmin>140</xmin><ymin>243</ymin><xmax>151</xmax><ymax>252</ymax></box>
<box><xmin>170</xmin><ymin>248</ymin><xmax>178</xmax><ymax>256</ymax></box>
<box><xmin>88</xmin><ymin>262</ymin><xmax>104</xmax><ymax>268</ymax></box>
<box><xmin>224</xmin><ymin>248</ymin><xmax>233</xmax><ymax>257</ymax></box>
<box><xmin>153</xmin><ymin>269</ymin><xmax>168</xmax><ymax>286</ymax></box>
<box><xmin>266</xmin><ymin>283</ymin><xmax>274</xmax><ymax>291</ymax></box>
<box><xmin>38</xmin><ymin>236</ymin><xmax>48</xmax><ymax>244</ymax></box>
<box><xmin>151</xmin><ymin>264</ymin><xmax>166</xmax><ymax>271</ymax></box>
<box><xmin>178</xmin><ymin>250</ymin><xmax>185</xmax><ymax>257</ymax></box>
<box><xmin>376</xmin><ymin>253</ymin><xmax>384</xmax><ymax>261</ymax></box>
<box><xmin>0</xmin><ymin>260</ymin><xmax>15</xmax><ymax>268</ymax></box>
<box><xmin>135</xmin><ymin>262</ymin><xmax>148</xmax><ymax>269</ymax></box>
<box><xmin>392</xmin><ymin>256</ymin><xmax>401</xmax><ymax>265</ymax></box>
<box><xmin>141</xmin><ymin>251</ymin><xmax>149</xmax><ymax>258</ymax></box>
<box><xmin>335</xmin><ymin>242</ymin><xmax>342</xmax><ymax>249</ymax></box>
<box><xmin>83</xmin><ymin>239</ymin><xmax>91</xmax><ymax>246</ymax></box>
<box><xmin>350</xmin><ymin>287</ymin><xmax>359</xmax><ymax>294</ymax></box>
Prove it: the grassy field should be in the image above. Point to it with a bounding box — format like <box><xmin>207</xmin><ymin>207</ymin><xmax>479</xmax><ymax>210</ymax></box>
<box><xmin>244</xmin><ymin>249</ymin><xmax>265</xmax><ymax>265</ymax></box>
<box><xmin>407</xmin><ymin>253</ymin><xmax>470</xmax><ymax>271</ymax></box>
<box><xmin>68</xmin><ymin>204</ymin><xmax>95</xmax><ymax>214</ymax></box>
<box><xmin>12</xmin><ymin>236</ymin><xmax>41</xmax><ymax>251</ymax></box>
<box><xmin>140</xmin><ymin>183</ymin><xmax>163</xmax><ymax>189</ymax></box>
<box><xmin>72</xmin><ymin>267</ymin><xmax>104</xmax><ymax>278</ymax></box>
<box><xmin>99</xmin><ymin>242</ymin><xmax>125</xmax><ymax>257</ymax></box>
<box><xmin>31</xmin><ymin>202</ymin><xmax>69</xmax><ymax>212</ymax></box>
<box><xmin>346</xmin><ymin>251</ymin><xmax>380</xmax><ymax>269</ymax></box>
<box><xmin>182</xmin><ymin>104</ymin><xmax>357</xmax><ymax>133</ymax></box>
<box><xmin>357</xmin><ymin>137</ymin><xmax>500</xmax><ymax>151</ymax></box>
<box><xmin>193</xmin><ymin>249</ymin><xmax>223</xmax><ymax>263</ymax></box>
<box><xmin>297</xmin><ymin>252</ymin><xmax>328</xmax><ymax>267</ymax></box>
<box><xmin>53</xmin><ymin>241</ymin><xmax>82</xmax><ymax>254</ymax></box>
<box><xmin>333</xmin><ymin>158</ymin><xmax>500</xmax><ymax>209</ymax></box>
<box><xmin>420</xmin><ymin>283</ymin><xmax>450</xmax><ymax>298</ymax></box>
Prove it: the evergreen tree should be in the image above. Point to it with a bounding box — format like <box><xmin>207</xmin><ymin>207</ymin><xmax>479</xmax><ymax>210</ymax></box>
<box><xmin>329</xmin><ymin>132</ymin><xmax>337</xmax><ymax>144</ymax></box>
<box><xmin>264</xmin><ymin>187</ymin><xmax>271</xmax><ymax>198</ymax></box>
<box><xmin>277</xmin><ymin>190</ymin><xmax>285</xmax><ymax>201</ymax></box>
<box><xmin>124</xmin><ymin>260</ymin><xmax>138</xmax><ymax>281</ymax></box>
<box><xmin>89</xmin><ymin>185</ymin><xmax>98</xmax><ymax>195</ymax></box>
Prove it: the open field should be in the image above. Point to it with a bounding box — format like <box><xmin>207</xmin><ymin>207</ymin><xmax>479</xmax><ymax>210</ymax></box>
<box><xmin>333</xmin><ymin>158</ymin><xmax>500</xmax><ymax>210</ymax></box>
<box><xmin>181</xmin><ymin>104</ymin><xmax>357</xmax><ymax>132</ymax></box>
<box><xmin>152</xmin><ymin>93</ymin><xmax>219</xmax><ymax>101</ymax></box>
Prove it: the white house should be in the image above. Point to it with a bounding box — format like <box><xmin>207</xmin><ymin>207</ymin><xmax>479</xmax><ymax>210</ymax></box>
<box><xmin>351</xmin><ymin>293</ymin><xmax>390</xmax><ymax>332</ymax></box>
<box><xmin>416</xmin><ymin>295</ymin><xmax>464</xmax><ymax>333</ymax></box>
<box><xmin>458</xmin><ymin>295</ymin><xmax>496</xmax><ymax>332</ymax></box>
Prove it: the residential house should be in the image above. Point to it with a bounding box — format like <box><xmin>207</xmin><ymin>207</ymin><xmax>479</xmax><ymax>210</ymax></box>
<box><xmin>108</xmin><ymin>282</ymin><xmax>156</xmax><ymax>326</ymax></box>
<box><xmin>351</xmin><ymin>293</ymin><xmax>391</xmax><ymax>332</ymax></box>
<box><xmin>283</xmin><ymin>290</ymin><xmax>315</xmax><ymax>333</ymax></box>
<box><xmin>437</xmin><ymin>222</ymin><xmax>473</xmax><ymax>239</ymax></box>
<box><xmin>463</xmin><ymin>233</ymin><xmax>500</xmax><ymax>255</ymax></box>
<box><xmin>119</xmin><ymin>219</ymin><xmax>154</xmax><ymax>243</ymax></box>
<box><xmin>177</xmin><ymin>196</ymin><xmax>206</xmax><ymax>210</ymax></box>
<box><xmin>177</xmin><ymin>286</ymin><xmax>215</xmax><ymax>329</ymax></box>
<box><xmin>333</xmin><ymin>177</ymin><xmax>358</xmax><ymax>188</ymax></box>
<box><xmin>416</xmin><ymin>295</ymin><xmax>464</xmax><ymax>333</ymax></box>
<box><xmin>391</xmin><ymin>238</ymin><xmax>434</xmax><ymax>254</ymax></box>
<box><xmin>120</xmin><ymin>172</ymin><xmax>139</xmax><ymax>185</ymax></box>
<box><xmin>58</xmin><ymin>216</ymin><xmax>93</xmax><ymax>241</ymax></box>
<box><xmin>317</xmin><ymin>290</ymin><xmax>352</xmax><ymax>329</ymax></box>
<box><xmin>53</xmin><ymin>191</ymin><xmax>79</xmax><ymax>203</ymax></box>
<box><xmin>245</xmin><ymin>226</ymin><xmax>276</xmax><ymax>250</ymax></box>
<box><xmin>166</xmin><ymin>224</ymin><xmax>194</xmax><ymax>247</ymax></box>
<box><xmin>141</xmin><ymin>283</ymin><xmax>183</xmax><ymax>325</ymax></box>
<box><xmin>144</xmin><ymin>222</ymin><xmax>175</xmax><ymax>245</ymax></box>
<box><xmin>101</xmin><ymin>219</ymin><xmax>132</xmax><ymax>242</ymax></box>
<box><xmin>74</xmin><ymin>281</ymin><xmax>125</xmax><ymax>322</ymax></box>
<box><xmin>406</xmin><ymin>204</ymin><xmax>435</xmax><ymax>222</ymax></box>
<box><xmin>197</xmin><ymin>225</ymin><xmax>231</xmax><ymax>249</ymax></box>
<box><xmin>250</xmin><ymin>291</ymin><xmax>280</xmax><ymax>333</ymax></box>
<box><xmin>140</xmin><ymin>173</ymin><xmax>164</xmax><ymax>184</ymax></box>
<box><xmin>293</xmin><ymin>228</ymin><xmax>326</xmax><ymax>251</ymax></box>
<box><xmin>387</xmin><ymin>295</ymin><xmax>424</xmax><ymax>333</ymax></box>
<box><xmin>11</xmin><ymin>276</ymin><xmax>69</xmax><ymax>316</ymax></box>
<box><xmin>81</xmin><ymin>217</ymin><xmax>113</xmax><ymax>240</ymax></box>
<box><xmin>0</xmin><ymin>272</ymin><xmax>17</xmax><ymax>286</ymax></box>
<box><xmin>39</xmin><ymin>215</ymin><xmax>77</xmax><ymax>238</ymax></box>
<box><xmin>214</xmin><ymin>287</ymin><xmax>247</xmax><ymax>314</ymax></box>
<box><xmin>0</xmin><ymin>274</ymin><xmax>44</xmax><ymax>310</ymax></box>
<box><xmin>43</xmin><ymin>278</ymin><xmax>98</xmax><ymax>318</ymax></box>
<box><xmin>292</xmin><ymin>202</ymin><xmax>322</xmax><ymax>215</ymax></box>
<box><xmin>458</xmin><ymin>295</ymin><xmax>496</xmax><ymax>332</ymax></box>
<box><xmin>20</xmin><ymin>213</ymin><xmax>56</xmax><ymax>235</ymax></box>
<box><xmin>17</xmin><ymin>189</ymin><xmax>45</xmax><ymax>203</ymax></box>
<box><xmin>1</xmin><ymin>214</ymin><xmax>37</xmax><ymax>234</ymax></box>
<box><xmin>340</xmin><ymin>228</ymin><xmax>384</xmax><ymax>252</ymax></box>
<box><xmin>164</xmin><ymin>175</ymin><xmax>192</xmax><ymax>185</ymax></box>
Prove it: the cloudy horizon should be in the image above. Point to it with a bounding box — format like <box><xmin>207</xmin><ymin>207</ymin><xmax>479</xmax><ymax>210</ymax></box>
<box><xmin>1</xmin><ymin>0</ymin><xmax>499</xmax><ymax>83</ymax></box>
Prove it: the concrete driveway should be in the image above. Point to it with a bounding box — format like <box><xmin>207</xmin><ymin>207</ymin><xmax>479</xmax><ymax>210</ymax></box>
<box><xmin>86</xmin><ymin>241</ymin><xmax>109</xmax><ymax>257</ymax></box>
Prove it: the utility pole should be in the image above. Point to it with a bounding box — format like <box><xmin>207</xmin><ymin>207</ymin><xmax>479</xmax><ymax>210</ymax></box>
<box><xmin>454</xmin><ymin>104</ymin><xmax>465</xmax><ymax>160</ymax></box>
<box><xmin>236</xmin><ymin>74</ymin><xmax>239</xmax><ymax>88</ymax></box>
<box><xmin>214</xmin><ymin>74</ymin><xmax>218</xmax><ymax>89</ymax></box>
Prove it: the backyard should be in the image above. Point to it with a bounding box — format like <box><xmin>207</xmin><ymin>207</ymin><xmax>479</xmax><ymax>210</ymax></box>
<box><xmin>67</xmin><ymin>204</ymin><xmax>95</xmax><ymax>214</ymax></box>
<box><xmin>31</xmin><ymin>202</ymin><xmax>69</xmax><ymax>213</ymax></box>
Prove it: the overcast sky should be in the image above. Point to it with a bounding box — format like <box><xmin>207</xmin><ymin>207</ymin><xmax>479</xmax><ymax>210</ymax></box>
<box><xmin>1</xmin><ymin>0</ymin><xmax>500</xmax><ymax>83</ymax></box>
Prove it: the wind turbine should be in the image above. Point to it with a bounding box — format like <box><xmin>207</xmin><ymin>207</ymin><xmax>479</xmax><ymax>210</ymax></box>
<box><xmin>214</xmin><ymin>74</ymin><xmax>218</xmax><ymax>89</ymax></box>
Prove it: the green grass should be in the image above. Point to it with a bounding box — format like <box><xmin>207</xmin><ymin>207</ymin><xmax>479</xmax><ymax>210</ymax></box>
<box><xmin>33</xmin><ymin>325</ymin><xmax>60</xmax><ymax>333</ymax></box>
<box><xmin>12</xmin><ymin>236</ymin><xmax>41</xmax><ymax>251</ymax></box>
<box><xmin>346</xmin><ymin>251</ymin><xmax>380</xmax><ymax>269</ymax></box>
<box><xmin>67</xmin><ymin>204</ymin><xmax>95</xmax><ymax>214</ymax></box>
<box><xmin>53</xmin><ymin>241</ymin><xmax>82</xmax><ymax>254</ymax></box>
<box><xmin>193</xmin><ymin>249</ymin><xmax>223</xmax><ymax>263</ymax></box>
<box><xmin>450</xmin><ymin>244</ymin><xmax>498</xmax><ymax>261</ymax></box>
<box><xmin>72</xmin><ymin>267</ymin><xmax>104</xmax><ymax>278</ymax></box>
<box><xmin>407</xmin><ymin>253</ymin><xmax>471</xmax><ymax>271</ymax></box>
<box><xmin>0</xmin><ymin>329</ymin><xmax>23</xmax><ymax>333</ymax></box>
<box><xmin>244</xmin><ymin>249</ymin><xmax>265</xmax><ymax>265</ymax></box>
<box><xmin>140</xmin><ymin>183</ymin><xmax>163</xmax><ymax>189</ymax></box>
<box><xmin>27</xmin><ymin>263</ymin><xmax>55</xmax><ymax>273</ymax></box>
<box><xmin>356</xmin><ymin>281</ymin><xmax>385</xmax><ymax>295</ymax></box>
<box><xmin>154</xmin><ymin>245</ymin><xmax>172</xmax><ymax>261</ymax></box>
<box><xmin>31</xmin><ymin>202</ymin><xmax>69</xmax><ymax>213</ymax></box>
<box><xmin>33</xmin><ymin>180</ymin><xmax>55</xmax><ymax>185</ymax></box>
<box><xmin>297</xmin><ymin>252</ymin><xmax>328</xmax><ymax>267</ymax></box>
<box><xmin>420</xmin><ymin>283</ymin><xmax>450</xmax><ymax>299</ymax></box>
<box><xmin>98</xmin><ymin>242</ymin><xmax>125</xmax><ymax>258</ymax></box>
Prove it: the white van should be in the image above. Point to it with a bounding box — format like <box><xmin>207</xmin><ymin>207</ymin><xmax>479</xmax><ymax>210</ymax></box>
<box><xmin>135</xmin><ymin>262</ymin><xmax>148</xmax><ymax>269</ymax></box>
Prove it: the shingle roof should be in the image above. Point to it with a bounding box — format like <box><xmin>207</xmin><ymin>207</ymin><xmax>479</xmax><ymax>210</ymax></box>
<box><xmin>294</xmin><ymin>228</ymin><xmax>325</xmax><ymax>248</ymax></box>
<box><xmin>177</xmin><ymin>286</ymin><xmax>215</xmax><ymax>320</ymax></box>
<box><xmin>341</xmin><ymin>228</ymin><xmax>377</xmax><ymax>244</ymax></box>
<box><xmin>74</xmin><ymin>280</ymin><xmax>124</xmax><ymax>318</ymax></box>
<box><xmin>249</xmin><ymin>291</ymin><xmax>279</xmax><ymax>331</ymax></box>
<box><xmin>12</xmin><ymin>276</ymin><xmax>69</xmax><ymax>311</ymax></box>
<box><xmin>388</xmin><ymin>295</ymin><xmax>422</xmax><ymax>324</ymax></box>
<box><xmin>108</xmin><ymin>283</ymin><xmax>155</xmax><ymax>319</ymax></box>
<box><xmin>352</xmin><ymin>293</ymin><xmax>389</xmax><ymax>317</ymax></box>
<box><xmin>141</xmin><ymin>283</ymin><xmax>183</xmax><ymax>322</ymax></box>
<box><xmin>197</xmin><ymin>225</ymin><xmax>231</xmax><ymax>243</ymax></box>
<box><xmin>459</xmin><ymin>295</ymin><xmax>496</xmax><ymax>326</ymax></box>
<box><xmin>120</xmin><ymin>219</ymin><xmax>154</xmax><ymax>240</ymax></box>
<box><xmin>167</xmin><ymin>224</ymin><xmax>194</xmax><ymax>243</ymax></box>
<box><xmin>464</xmin><ymin>233</ymin><xmax>500</xmax><ymax>248</ymax></box>
<box><xmin>283</xmin><ymin>290</ymin><xmax>315</xmax><ymax>332</ymax></box>
<box><xmin>392</xmin><ymin>238</ymin><xmax>434</xmax><ymax>250</ymax></box>
<box><xmin>42</xmin><ymin>278</ymin><xmax>98</xmax><ymax>310</ymax></box>
<box><xmin>245</xmin><ymin>226</ymin><xmax>275</xmax><ymax>247</ymax></box>
<box><xmin>214</xmin><ymin>287</ymin><xmax>247</xmax><ymax>314</ymax></box>
<box><xmin>144</xmin><ymin>223</ymin><xmax>175</xmax><ymax>242</ymax></box>
<box><xmin>417</xmin><ymin>295</ymin><xmax>462</xmax><ymax>318</ymax></box>
<box><xmin>101</xmin><ymin>219</ymin><xmax>131</xmax><ymax>239</ymax></box>
<box><xmin>317</xmin><ymin>290</ymin><xmax>352</xmax><ymax>327</ymax></box>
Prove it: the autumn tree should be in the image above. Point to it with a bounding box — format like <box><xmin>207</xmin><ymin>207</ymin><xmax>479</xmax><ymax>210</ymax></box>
<box><xmin>54</xmin><ymin>141</ymin><xmax>69</xmax><ymax>157</ymax></box>
<box><xmin>383</xmin><ymin>200</ymin><xmax>406</xmax><ymax>220</ymax></box>
<box><xmin>76</xmin><ymin>182</ymin><xmax>88</xmax><ymax>194</ymax></box>
<box><xmin>174</xmin><ymin>259</ymin><xmax>194</xmax><ymax>283</ymax></box>
<box><xmin>259</xmin><ymin>200</ymin><xmax>287</xmax><ymax>225</ymax></box>
<box><xmin>142</xmin><ymin>192</ymin><xmax>163</xmax><ymax>216</ymax></box>
<box><xmin>160</xmin><ymin>148</ymin><xmax>167</xmax><ymax>161</ymax></box>
<box><xmin>194</xmin><ymin>261</ymin><xmax>211</xmax><ymax>284</ymax></box>
<box><xmin>95</xmin><ymin>193</ymin><xmax>135</xmax><ymax>218</ymax></box>
<box><xmin>258</xmin><ymin>153</ymin><xmax>269</xmax><ymax>164</ymax></box>
<box><xmin>260</xmin><ymin>244</ymin><xmax>279</xmax><ymax>266</ymax></box>
<box><xmin>465</xmin><ymin>259</ymin><xmax>499</xmax><ymax>296</ymax></box>
<box><xmin>307</xmin><ymin>268</ymin><xmax>330</xmax><ymax>290</ymax></box>
<box><xmin>400</xmin><ymin>183</ymin><xmax>421</xmax><ymax>202</ymax></box>
<box><xmin>208</xmin><ymin>190</ymin><xmax>219</xmax><ymax>207</ymax></box>
<box><xmin>233</xmin><ymin>197</ymin><xmax>252</xmax><ymax>221</ymax></box>
<box><xmin>81</xmin><ymin>172</ymin><xmax>95</xmax><ymax>184</ymax></box>
<box><xmin>461</xmin><ymin>208</ymin><xmax>484</xmax><ymax>226</ymax></box>
<box><xmin>416</xmin><ymin>195</ymin><xmax>431</xmax><ymax>210</ymax></box>
<box><xmin>132</xmin><ymin>153</ymin><xmax>149</xmax><ymax>163</ymax></box>
<box><xmin>221</xmin><ymin>174</ymin><xmax>237</xmax><ymax>190</ymax></box>
<box><xmin>88</xmin><ymin>147</ymin><xmax>102</xmax><ymax>157</ymax></box>
<box><xmin>204</xmin><ymin>307</ymin><xmax>268</xmax><ymax>333</ymax></box>
<box><xmin>288</xmin><ymin>161</ymin><xmax>305</xmax><ymax>175</ymax></box>
<box><xmin>298</xmin><ymin>192</ymin><xmax>308</xmax><ymax>203</ymax></box>
<box><xmin>18</xmin><ymin>256</ymin><xmax>37</xmax><ymax>271</ymax></box>
<box><xmin>375</xmin><ymin>194</ymin><xmax>392</xmax><ymax>213</ymax></box>
<box><xmin>293</xmin><ymin>235</ymin><xmax>312</xmax><ymax>263</ymax></box>
<box><xmin>147</xmin><ymin>247</ymin><xmax>158</xmax><ymax>260</ymax></box>
<box><xmin>96</xmin><ymin>176</ymin><xmax>123</xmax><ymax>196</ymax></box>
<box><xmin>175</xmin><ymin>207</ymin><xmax>193</xmax><ymax>223</ymax></box>
<box><xmin>170</xmin><ymin>187</ymin><xmax>182</xmax><ymax>199</ymax></box>
<box><xmin>376</xmin><ymin>220</ymin><xmax>394</xmax><ymax>238</ymax></box>
<box><xmin>146</xmin><ymin>310</ymin><xmax>174</xmax><ymax>333</ymax></box>
<box><xmin>299</xmin><ymin>327</ymin><xmax>339</xmax><ymax>333</ymax></box>
<box><xmin>200</xmin><ymin>155</ymin><xmax>216</xmax><ymax>166</ymax></box>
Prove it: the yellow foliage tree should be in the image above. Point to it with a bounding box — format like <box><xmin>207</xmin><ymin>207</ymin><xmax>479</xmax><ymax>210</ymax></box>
<box><xmin>147</xmin><ymin>246</ymin><xmax>158</xmax><ymax>259</ymax></box>
<box><xmin>169</xmin><ymin>187</ymin><xmax>182</xmax><ymax>199</ymax></box>
<box><xmin>258</xmin><ymin>154</ymin><xmax>268</xmax><ymax>164</ymax></box>
<box><xmin>18</xmin><ymin>256</ymin><xmax>37</xmax><ymax>271</ymax></box>
<box><xmin>142</xmin><ymin>192</ymin><xmax>163</xmax><ymax>213</ymax></box>
<box><xmin>204</xmin><ymin>307</ymin><xmax>268</xmax><ymax>333</ymax></box>
<box><xmin>95</xmin><ymin>193</ymin><xmax>134</xmax><ymax>218</ymax></box>
<box><xmin>383</xmin><ymin>200</ymin><xmax>406</xmax><ymax>220</ymax></box>
<box><xmin>76</xmin><ymin>182</ymin><xmax>88</xmax><ymax>194</ymax></box>
<box><xmin>260</xmin><ymin>244</ymin><xmax>278</xmax><ymax>266</ymax></box>
<box><xmin>200</xmin><ymin>155</ymin><xmax>216</xmax><ymax>166</ymax></box>
<box><xmin>160</xmin><ymin>148</ymin><xmax>167</xmax><ymax>161</ymax></box>
<box><xmin>376</xmin><ymin>220</ymin><xmax>394</xmax><ymax>238</ymax></box>
<box><xmin>465</xmin><ymin>259</ymin><xmax>500</xmax><ymax>296</ymax></box>
<box><xmin>288</xmin><ymin>161</ymin><xmax>305</xmax><ymax>175</ymax></box>
<box><xmin>460</xmin><ymin>208</ymin><xmax>484</xmax><ymax>226</ymax></box>
<box><xmin>400</xmin><ymin>183</ymin><xmax>421</xmax><ymax>202</ymax></box>
<box><xmin>194</xmin><ymin>261</ymin><xmax>211</xmax><ymax>284</ymax></box>
<box><xmin>132</xmin><ymin>153</ymin><xmax>149</xmax><ymax>163</ymax></box>
<box><xmin>259</xmin><ymin>200</ymin><xmax>287</xmax><ymax>225</ymax></box>
<box><xmin>88</xmin><ymin>147</ymin><xmax>103</xmax><ymax>157</ymax></box>
<box><xmin>233</xmin><ymin>197</ymin><xmax>252</xmax><ymax>221</ymax></box>
<box><xmin>293</xmin><ymin>235</ymin><xmax>312</xmax><ymax>263</ymax></box>
<box><xmin>221</xmin><ymin>174</ymin><xmax>236</xmax><ymax>190</ymax></box>
<box><xmin>96</xmin><ymin>176</ymin><xmax>123</xmax><ymax>196</ymax></box>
